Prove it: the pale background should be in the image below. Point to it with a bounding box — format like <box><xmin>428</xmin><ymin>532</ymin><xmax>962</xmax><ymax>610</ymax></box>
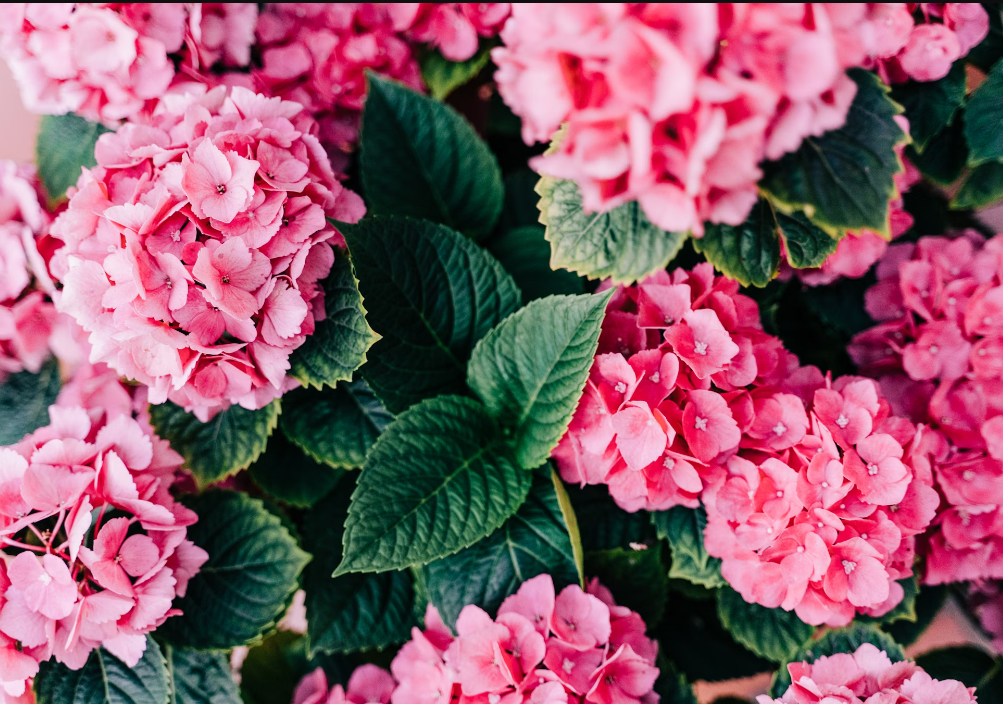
<box><xmin>0</xmin><ymin>51</ymin><xmax>995</xmax><ymax>702</ymax></box>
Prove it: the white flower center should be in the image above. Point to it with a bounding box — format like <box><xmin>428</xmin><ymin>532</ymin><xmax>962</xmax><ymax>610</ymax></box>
<box><xmin>650</xmin><ymin>372</ymin><xmax>660</xmax><ymax>383</ymax></box>
<box><xmin>797</xmin><ymin>546</ymin><xmax>805</xmax><ymax>553</ymax></box>
<box><xmin>614</xmin><ymin>382</ymin><xmax>627</xmax><ymax>394</ymax></box>
<box><xmin>694</xmin><ymin>416</ymin><xmax>708</xmax><ymax>431</ymax></box>
<box><xmin>867</xmin><ymin>463</ymin><xmax>879</xmax><ymax>476</ymax></box>
<box><xmin>693</xmin><ymin>341</ymin><xmax>708</xmax><ymax>356</ymax></box>
<box><xmin>835</xmin><ymin>414</ymin><xmax>849</xmax><ymax>429</ymax></box>
<box><xmin>985</xmin><ymin>316</ymin><xmax>993</xmax><ymax>326</ymax></box>
<box><xmin>842</xmin><ymin>560</ymin><xmax>857</xmax><ymax>574</ymax></box>
<box><xmin>663</xmin><ymin>315</ymin><xmax>674</xmax><ymax>325</ymax></box>
<box><xmin>773</xmin><ymin>422</ymin><xmax>787</xmax><ymax>437</ymax></box>
<box><xmin>963</xmin><ymin>470</ymin><xmax>975</xmax><ymax>481</ymax></box>
<box><xmin>489</xmin><ymin>695</ymin><xmax>500</xmax><ymax>704</ymax></box>
<box><xmin>948</xmin><ymin>297</ymin><xmax>957</xmax><ymax>306</ymax></box>
<box><xmin>861</xmin><ymin>533</ymin><xmax>869</xmax><ymax>540</ymax></box>
<box><xmin>821</xmin><ymin>481</ymin><xmax>829</xmax><ymax>488</ymax></box>
<box><xmin>928</xmin><ymin>345</ymin><xmax>939</xmax><ymax>355</ymax></box>
<box><xmin>776</xmin><ymin>491</ymin><xmax>783</xmax><ymax>498</ymax></box>
<box><xmin>663</xmin><ymin>457</ymin><xmax>675</xmax><ymax>469</ymax></box>
<box><xmin>38</xmin><ymin>572</ymin><xmax>51</xmax><ymax>586</ymax></box>
<box><xmin>562</xmin><ymin>659</ymin><xmax>575</xmax><ymax>674</ymax></box>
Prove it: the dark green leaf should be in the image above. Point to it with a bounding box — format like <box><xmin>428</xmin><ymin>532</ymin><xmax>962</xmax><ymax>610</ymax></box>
<box><xmin>424</xmin><ymin>470</ymin><xmax>579</xmax><ymax>628</ymax></box>
<box><xmin>907</xmin><ymin>114</ymin><xmax>968</xmax><ymax>186</ymax></box>
<box><xmin>777</xmin><ymin>210</ymin><xmax>839</xmax><ymax>269</ymax></box>
<box><xmin>952</xmin><ymin>160</ymin><xmax>1003</xmax><ymax>209</ymax></box>
<box><xmin>336</xmin><ymin>395</ymin><xmax>530</xmax><ymax>575</ymax></box>
<box><xmin>239</xmin><ymin>632</ymin><xmax>311</xmax><ymax>704</ymax></box>
<box><xmin>567</xmin><ymin>484</ymin><xmax>657</xmax><ymax>552</ymax></box>
<box><xmin>653</xmin><ymin>657</ymin><xmax>698</xmax><ymax>704</ymax></box>
<box><xmin>419</xmin><ymin>44</ymin><xmax>493</xmax><ymax>100</ymax></box>
<box><xmin>537</xmin><ymin>174</ymin><xmax>686</xmax><ymax>285</ymax></box>
<box><xmin>488</xmin><ymin>226</ymin><xmax>586</xmax><ymax>303</ymax></box>
<box><xmin>249</xmin><ymin>429</ymin><xmax>343</xmax><ymax>508</ymax></box>
<box><xmin>360</xmin><ymin>75</ymin><xmax>503</xmax><ymax>240</ymax></box>
<box><xmin>769</xmin><ymin>625</ymin><xmax>905</xmax><ymax>697</ymax></box>
<box><xmin>550</xmin><ymin>469</ymin><xmax>585</xmax><ymax>585</ymax></box>
<box><xmin>585</xmin><ymin>546</ymin><xmax>667</xmax><ymax>626</ymax></box>
<box><xmin>653</xmin><ymin>506</ymin><xmax>725</xmax><ymax>589</ymax></box>
<box><xmin>289</xmin><ymin>250</ymin><xmax>378</xmax><ymax>389</ymax></box>
<box><xmin>467</xmin><ymin>291</ymin><xmax>612</xmax><ymax>469</ymax></box>
<box><xmin>694</xmin><ymin>202</ymin><xmax>781</xmax><ymax>287</ymax></box>
<box><xmin>159</xmin><ymin>490</ymin><xmax>310</xmax><ymax>649</ymax></box>
<box><xmin>800</xmin><ymin>275</ymin><xmax>875</xmax><ymax>338</ymax></box>
<box><xmin>342</xmin><ymin>216</ymin><xmax>520</xmax><ymax>414</ymax></box>
<box><xmin>496</xmin><ymin>170</ymin><xmax>545</xmax><ymax>235</ymax></box>
<box><xmin>716</xmin><ymin>586</ymin><xmax>814</xmax><ymax>663</ymax></box>
<box><xmin>884</xmin><ymin>584</ymin><xmax>948</xmax><ymax>647</ymax></box>
<box><xmin>891</xmin><ymin>62</ymin><xmax>966</xmax><ymax>151</ymax></box>
<box><xmin>967</xmin><ymin>4</ymin><xmax>1003</xmax><ymax>71</ymax></box>
<box><xmin>35</xmin><ymin>636</ymin><xmax>168</xmax><ymax>704</ymax></box>
<box><xmin>280</xmin><ymin>380</ymin><xmax>392</xmax><ymax>470</ymax></box>
<box><xmin>761</xmin><ymin>68</ymin><xmax>907</xmax><ymax>238</ymax></box>
<box><xmin>0</xmin><ymin>356</ymin><xmax>60</xmax><ymax>445</ymax></box>
<box><xmin>36</xmin><ymin>114</ymin><xmax>111</xmax><ymax>205</ymax></box>
<box><xmin>965</xmin><ymin>59</ymin><xmax>1003</xmax><ymax>165</ymax></box>
<box><xmin>303</xmin><ymin>484</ymin><xmax>415</xmax><ymax>655</ymax></box>
<box><xmin>165</xmin><ymin>645</ymin><xmax>240</xmax><ymax>704</ymax></box>
<box><xmin>915</xmin><ymin>647</ymin><xmax>1003</xmax><ymax>704</ymax></box>
<box><xmin>148</xmin><ymin>401</ymin><xmax>279</xmax><ymax>488</ymax></box>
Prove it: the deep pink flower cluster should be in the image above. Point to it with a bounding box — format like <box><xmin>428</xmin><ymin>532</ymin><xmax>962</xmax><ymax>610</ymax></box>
<box><xmin>555</xmin><ymin>264</ymin><xmax>940</xmax><ymax>626</ymax></box>
<box><xmin>0</xmin><ymin>404</ymin><xmax>207</xmax><ymax>696</ymax></box>
<box><xmin>51</xmin><ymin>85</ymin><xmax>365</xmax><ymax>420</ymax></box>
<box><xmin>293</xmin><ymin>664</ymin><xmax>395</xmax><ymax>704</ymax></box>
<box><xmin>969</xmin><ymin>582</ymin><xmax>1003</xmax><ymax>655</ymax></box>
<box><xmin>391</xmin><ymin>574</ymin><xmax>659</xmax><ymax>704</ymax></box>
<box><xmin>758</xmin><ymin>643</ymin><xmax>977</xmax><ymax>704</ymax></box>
<box><xmin>849</xmin><ymin>233</ymin><xmax>1003</xmax><ymax>584</ymax></box>
<box><xmin>493</xmin><ymin>4</ymin><xmax>925</xmax><ymax>236</ymax></box>
<box><xmin>876</xmin><ymin>4</ymin><xmax>989</xmax><ymax>84</ymax></box>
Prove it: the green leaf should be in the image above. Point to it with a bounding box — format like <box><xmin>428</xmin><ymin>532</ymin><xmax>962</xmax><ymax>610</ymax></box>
<box><xmin>467</xmin><ymin>291</ymin><xmax>612</xmax><ymax>469</ymax></box>
<box><xmin>423</xmin><ymin>469</ymin><xmax>579</xmax><ymax>628</ymax></box>
<box><xmin>158</xmin><ymin>490</ymin><xmax>310</xmax><ymax>649</ymax></box>
<box><xmin>249</xmin><ymin>429</ymin><xmax>343</xmax><ymax>508</ymax></box>
<box><xmin>164</xmin><ymin>645</ymin><xmax>241</xmax><ymax>704</ymax></box>
<box><xmin>907</xmin><ymin>114</ymin><xmax>968</xmax><ymax>186</ymax></box>
<box><xmin>891</xmin><ymin>61</ymin><xmax>966</xmax><ymax>151</ymax></box>
<box><xmin>915</xmin><ymin>647</ymin><xmax>1003</xmax><ymax>704</ymax></box>
<box><xmin>859</xmin><ymin>576</ymin><xmax>918</xmax><ymax>626</ymax></box>
<box><xmin>36</xmin><ymin>114</ymin><xmax>111</xmax><ymax>206</ymax></box>
<box><xmin>716</xmin><ymin>586</ymin><xmax>814</xmax><ymax>663</ymax></box>
<box><xmin>497</xmin><ymin>170</ymin><xmax>545</xmax><ymax>235</ymax></box>
<box><xmin>777</xmin><ymin>209</ymin><xmax>840</xmax><ymax>269</ymax></box>
<box><xmin>537</xmin><ymin>175</ymin><xmax>686</xmax><ymax>285</ymax></box>
<box><xmin>289</xmin><ymin>249</ymin><xmax>378</xmax><ymax>389</ymax></box>
<box><xmin>769</xmin><ymin>625</ymin><xmax>905</xmax><ymax>697</ymax></box>
<box><xmin>280</xmin><ymin>380</ymin><xmax>392</xmax><ymax>470</ymax></box>
<box><xmin>0</xmin><ymin>357</ymin><xmax>61</xmax><ymax>445</ymax></box>
<box><xmin>303</xmin><ymin>485</ymin><xmax>416</xmax><ymax>655</ymax></box>
<box><xmin>884</xmin><ymin>584</ymin><xmax>948</xmax><ymax>647</ymax></box>
<box><xmin>585</xmin><ymin>546</ymin><xmax>667</xmax><ymax>626</ymax></box>
<box><xmin>419</xmin><ymin>44</ymin><xmax>493</xmax><ymax>100</ymax></box>
<box><xmin>566</xmin><ymin>484</ymin><xmax>657</xmax><ymax>552</ymax></box>
<box><xmin>360</xmin><ymin>74</ymin><xmax>503</xmax><ymax>240</ymax></box>
<box><xmin>336</xmin><ymin>395</ymin><xmax>530</xmax><ymax>575</ymax></box>
<box><xmin>653</xmin><ymin>506</ymin><xmax>725</xmax><ymax>589</ymax></box>
<box><xmin>761</xmin><ymin>68</ymin><xmax>908</xmax><ymax>238</ymax></box>
<box><xmin>35</xmin><ymin>636</ymin><xmax>168</xmax><ymax>704</ymax></box>
<box><xmin>148</xmin><ymin>401</ymin><xmax>279</xmax><ymax>488</ymax></box>
<box><xmin>653</xmin><ymin>657</ymin><xmax>698</xmax><ymax>704</ymax></box>
<box><xmin>342</xmin><ymin>216</ymin><xmax>520</xmax><ymax>414</ymax></box>
<box><xmin>965</xmin><ymin>59</ymin><xmax>1003</xmax><ymax>165</ymax></box>
<box><xmin>550</xmin><ymin>469</ymin><xmax>585</xmax><ymax>585</ymax></box>
<box><xmin>952</xmin><ymin>160</ymin><xmax>1003</xmax><ymax>209</ymax></box>
<box><xmin>488</xmin><ymin>226</ymin><xmax>586</xmax><ymax>303</ymax></box>
<box><xmin>238</xmin><ymin>632</ymin><xmax>312</xmax><ymax>704</ymax></box>
<box><xmin>694</xmin><ymin>202</ymin><xmax>781</xmax><ymax>287</ymax></box>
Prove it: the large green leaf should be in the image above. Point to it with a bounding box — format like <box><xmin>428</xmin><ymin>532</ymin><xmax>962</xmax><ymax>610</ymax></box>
<box><xmin>289</xmin><ymin>250</ymin><xmax>378</xmax><ymax>389</ymax></box>
<box><xmin>537</xmin><ymin>175</ymin><xmax>686</xmax><ymax>285</ymax></box>
<box><xmin>761</xmin><ymin>68</ymin><xmax>907</xmax><ymax>238</ymax></box>
<box><xmin>566</xmin><ymin>484</ymin><xmax>657</xmax><ymax>552</ymax></box>
<box><xmin>695</xmin><ymin>204</ymin><xmax>781</xmax><ymax>287</ymax></box>
<box><xmin>769</xmin><ymin>625</ymin><xmax>905</xmax><ymax>696</ymax></box>
<box><xmin>303</xmin><ymin>486</ymin><xmax>416</xmax><ymax>655</ymax></box>
<box><xmin>467</xmin><ymin>291</ymin><xmax>612</xmax><ymax>469</ymax></box>
<box><xmin>965</xmin><ymin>59</ymin><xmax>1003</xmax><ymax>165</ymax></box>
<box><xmin>158</xmin><ymin>490</ymin><xmax>310</xmax><ymax>649</ymax></box>
<box><xmin>360</xmin><ymin>75</ymin><xmax>503</xmax><ymax>240</ymax></box>
<box><xmin>653</xmin><ymin>506</ymin><xmax>725</xmax><ymax>589</ymax></box>
<box><xmin>0</xmin><ymin>356</ymin><xmax>61</xmax><ymax>445</ymax></box>
<box><xmin>423</xmin><ymin>470</ymin><xmax>579</xmax><ymax>628</ymax></box>
<box><xmin>891</xmin><ymin>61</ymin><xmax>966</xmax><ymax>151</ymax></box>
<box><xmin>36</xmin><ymin>113</ymin><xmax>111</xmax><ymax>205</ymax></box>
<box><xmin>488</xmin><ymin>226</ymin><xmax>586</xmax><ymax>303</ymax></box>
<box><xmin>419</xmin><ymin>44</ymin><xmax>493</xmax><ymax>100</ymax></box>
<box><xmin>164</xmin><ymin>646</ymin><xmax>241</xmax><ymax>704</ymax></box>
<box><xmin>952</xmin><ymin>160</ymin><xmax>1003</xmax><ymax>209</ymax></box>
<box><xmin>585</xmin><ymin>546</ymin><xmax>668</xmax><ymax>626</ymax></box>
<box><xmin>280</xmin><ymin>380</ymin><xmax>392</xmax><ymax>469</ymax></box>
<box><xmin>915</xmin><ymin>647</ymin><xmax>1003</xmax><ymax>704</ymax></box>
<box><xmin>249</xmin><ymin>429</ymin><xmax>343</xmax><ymax>508</ymax></box>
<box><xmin>653</xmin><ymin>658</ymin><xmax>698</xmax><ymax>704</ymax></box>
<box><xmin>907</xmin><ymin>115</ymin><xmax>968</xmax><ymax>186</ymax></box>
<box><xmin>342</xmin><ymin>216</ymin><xmax>520</xmax><ymax>414</ymax></box>
<box><xmin>336</xmin><ymin>395</ymin><xmax>530</xmax><ymax>575</ymax></box>
<box><xmin>148</xmin><ymin>401</ymin><xmax>279</xmax><ymax>488</ymax></box>
<box><xmin>35</xmin><ymin>636</ymin><xmax>168</xmax><ymax>704</ymax></box>
<box><xmin>716</xmin><ymin>586</ymin><xmax>814</xmax><ymax>663</ymax></box>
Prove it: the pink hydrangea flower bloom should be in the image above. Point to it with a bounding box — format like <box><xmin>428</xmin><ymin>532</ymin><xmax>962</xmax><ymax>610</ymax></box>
<box><xmin>293</xmin><ymin>664</ymin><xmax>396</xmax><ymax>704</ymax></box>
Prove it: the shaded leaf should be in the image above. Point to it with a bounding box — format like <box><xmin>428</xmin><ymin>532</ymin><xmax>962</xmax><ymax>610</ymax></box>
<box><xmin>653</xmin><ymin>657</ymin><xmax>698</xmax><ymax>704</ymax></box>
<box><xmin>419</xmin><ymin>44</ymin><xmax>493</xmax><ymax>100</ymax></box>
<box><xmin>496</xmin><ymin>169</ymin><xmax>545</xmax><ymax>235</ymax></box>
<box><xmin>694</xmin><ymin>202</ymin><xmax>781</xmax><ymax>287</ymax></box>
<box><xmin>36</xmin><ymin>114</ymin><xmax>111</xmax><ymax>206</ymax></box>
<box><xmin>777</xmin><ymin>210</ymin><xmax>839</xmax><ymax>269</ymax></box>
<box><xmin>165</xmin><ymin>645</ymin><xmax>241</xmax><ymax>704</ymax></box>
<box><xmin>488</xmin><ymin>226</ymin><xmax>586</xmax><ymax>303</ymax></box>
<box><xmin>907</xmin><ymin>114</ymin><xmax>968</xmax><ymax>186</ymax></box>
<box><xmin>0</xmin><ymin>356</ymin><xmax>60</xmax><ymax>445</ymax></box>
<box><xmin>566</xmin><ymin>484</ymin><xmax>657</xmax><ymax>552</ymax></box>
<box><xmin>249</xmin><ymin>429</ymin><xmax>343</xmax><ymax>508</ymax></box>
<box><xmin>891</xmin><ymin>62</ymin><xmax>965</xmax><ymax>151</ymax></box>
<box><xmin>716</xmin><ymin>586</ymin><xmax>814</xmax><ymax>663</ymax></box>
<box><xmin>653</xmin><ymin>506</ymin><xmax>725</xmax><ymax>589</ymax></box>
<box><xmin>952</xmin><ymin>160</ymin><xmax>1003</xmax><ymax>209</ymax></box>
<box><xmin>35</xmin><ymin>636</ymin><xmax>168</xmax><ymax>704</ymax></box>
<box><xmin>965</xmin><ymin>59</ymin><xmax>1003</xmax><ymax>165</ymax></box>
<box><xmin>585</xmin><ymin>546</ymin><xmax>667</xmax><ymax>626</ymax></box>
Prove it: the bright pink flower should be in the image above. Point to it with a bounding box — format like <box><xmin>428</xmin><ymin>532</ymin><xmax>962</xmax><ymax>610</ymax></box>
<box><xmin>552</xmin><ymin>585</ymin><xmax>611</xmax><ymax>651</ymax></box>
<box><xmin>665</xmin><ymin>309</ymin><xmax>740</xmax><ymax>379</ymax></box>
<box><xmin>586</xmin><ymin>645</ymin><xmax>659</xmax><ymax>704</ymax></box>
<box><xmin>898</xmin><ymin>23</ymin><xmax>961</xmax><ymax>82</ymax></box>
<box><xmin>181</xmin><ymin>140</ymin><xmax>259</xmax><ymax>224</ymax></box>
<box><xmin>497</xmin><ymin>573</ymin><xmax>555</xmax><ymax>635</ymax></box>
<box><xmin>192</xmin><ymin>238</ymin><xmax>270</xmax><ymax>320</ymax></box>
<box><xmin>681</xmin><ymin>390</ymin><xmax>741</xmax><ymax>463</ymax></box>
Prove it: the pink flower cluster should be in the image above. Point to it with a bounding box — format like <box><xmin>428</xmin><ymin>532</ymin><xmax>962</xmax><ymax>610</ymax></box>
<box><xmin>391</xmin><ymin>574</ymin><xmax>659</xmax><ymax>704</ymax></box>
<box><xmin>493</xmin><ymin>4</ymin><xmax>927</xmax><ymax>236</ymax></box>
<box><xmin>51</xmin><ymin>85</ymin><xmax>365</xmax><ymax>420</ymax></box>
<box><xmin>293</xmin><ymin>664</ymin><xmax>395</xmax><ymax>704</ymax></box>
<box><xmin>0</xmin><ymin>404</ymin><xmax>207</xmax><ymax>697</ymax></box>
<box><xmin>758</xmin><ymin>643</ymin><xmax>977</xmax><ymax>704</ymax></box>
<box><xmin>555</xmin><ymin>264</ymin><xmax>940</xmax><ymax>625</ymax></box>
<box><xmin>849</xmin><ymin>233</ymin><xmax>1003</xmax><ymax>584</ymax></box>
<box><xmin>876</xmin><ymin>4</ymin><xmax>989</xmax><ymax>84</ymax></box>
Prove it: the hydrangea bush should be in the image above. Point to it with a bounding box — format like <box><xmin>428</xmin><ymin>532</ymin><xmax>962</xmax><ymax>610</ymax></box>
<box><xmin>1</xmin><ymin>3</ymin><xmax>1003</xmax><ymax>704</ymax></box>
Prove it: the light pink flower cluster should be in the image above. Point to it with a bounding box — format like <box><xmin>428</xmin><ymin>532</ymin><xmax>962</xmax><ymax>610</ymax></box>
<box><xmin>51</xmin><ymin>85</ymin><xmax>365</xmax><ymax>420</ymax></box>
<box><xmin>391</xmin><ymin>574</ymin><xmax>659</xmax><ymax>704</ymax></box>
<box><xmin>554</xmin><ymin>264</ymin><xmax>940</xmax><ymax>625</ymax></box>
<box><xmin>493</xmin><ymin>4</ymin><xmax>922</xmax><ymax>236</ymax></box>
<box><xmin>876</xmin><ymin>4</ymin><xmax>989</xmax><ymax>84</ymax></box>
<box><xmin>758</xmin><ymin>643</ymin><xmax>977</xmax><ymax>704</ymax></box>
<box><xmin>293</xmin><ymin>664</ymin><xmax>395</xmax><ymax>704</ymax></box>
<box><xmin>0</xmin><ymin>404</ymin><xmax>207</xmax><ymax>697</ymax></box>
<box><xmin>0</xmin><ymin>4</ymin><xmax>259</xmax><ymax>125</ymax></box>
<box><xmin>849</xmin><ymin>232</ymin><xmax>1003</xmax><ymax>585</ymax></box>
